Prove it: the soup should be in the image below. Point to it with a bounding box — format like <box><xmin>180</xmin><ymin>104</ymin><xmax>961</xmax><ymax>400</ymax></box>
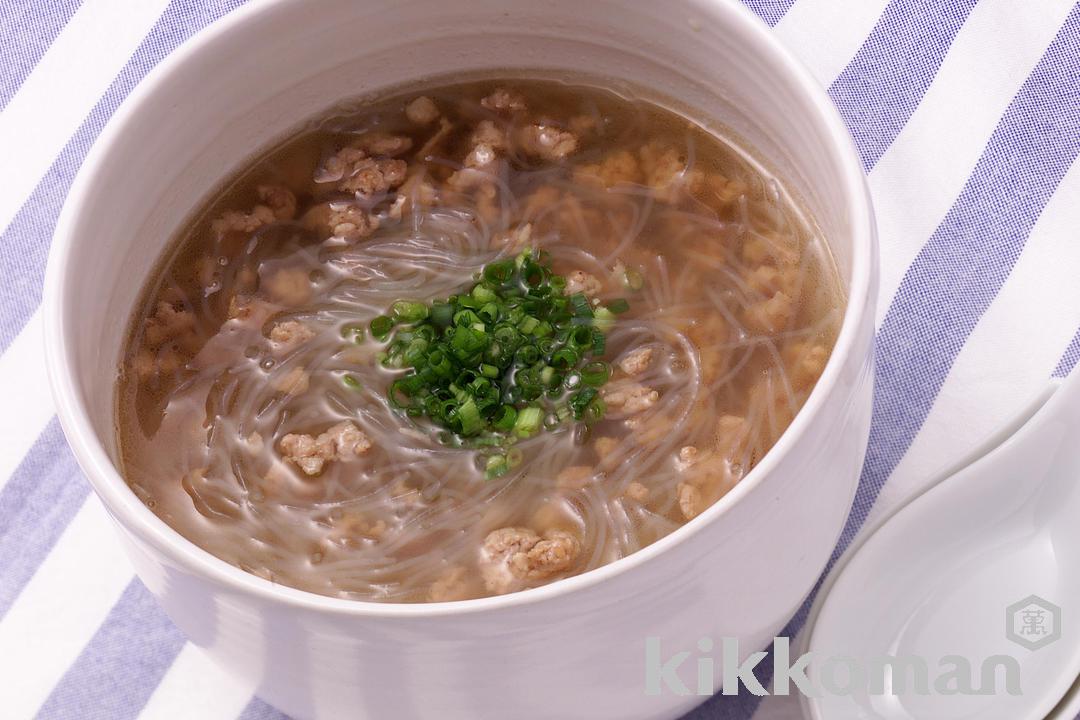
<box><xmin>116</xmin><ymin>79</ymin><xmax>843</xmax><ymax>602</ymax></box>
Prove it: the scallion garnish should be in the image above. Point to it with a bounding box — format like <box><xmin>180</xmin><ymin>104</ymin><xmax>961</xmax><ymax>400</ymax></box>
<box><xmin>370</xmin><ymin>315</ymin><xmax>395</xmax><ymax>340</ymax></box>
<box><xmin>366</xmin><ymin>248</ymin><xmax>630</xmax><ymax>460</ymax></box>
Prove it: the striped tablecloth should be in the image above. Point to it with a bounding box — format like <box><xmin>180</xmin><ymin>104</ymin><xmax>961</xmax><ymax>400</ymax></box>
<box><xmin>2</xmin><ymin>1</ymin><xmax>1079</xmax><ymax>718</ymax></box>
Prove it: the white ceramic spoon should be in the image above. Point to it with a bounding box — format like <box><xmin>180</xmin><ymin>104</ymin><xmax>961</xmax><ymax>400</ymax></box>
<box><xmin>1046</xmin><ymin>673</ymin><xmax>1080</xmax><ymax>719</ymax></box>
<box><xmin>801</xmin><ymin>375</ymin><xmax>1080</xmax><ymax>720</ymax></box>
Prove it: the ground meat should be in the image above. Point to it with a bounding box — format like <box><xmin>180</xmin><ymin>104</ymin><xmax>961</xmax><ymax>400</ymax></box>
<box><xmin>339</xmin><ymin>157</ymin><xmax>408</xmax><ymax>196</ymax></box>
<box><xmin>316</xmin><ymin>145</ymin><xmax>366</xmax><ymax>183</ymax></box>
<box><xmin>301</xmin><ymin>202</ymin><xmax>380</xmax><ymax>241</ymax></box>
<box><xmin>625</xmin><ymin>481</ymin><xmax>650</xmax><ymax>503</ymax></box>
<box><xmin>602</xmin><ymin>382</ymin><xmax>659</xmax><ymax>414</ymax></box>
<box><xmin>618</xmin><ymin>347</ymin><xmax>654</xmax><ymax>376</ymax></box>
<box><xmin>743</xmin><ymin>291</ymin><xmax>793</xmax><ymax>334</ymax></box>
<box><xmin>448</xmin><ymin>122</ymin><xmax>507</xmax><ymax>189</ymax></box>
<box><xmin>395</xmin><ymin>173</ymin><xmax>440</xmax><ymax>215</ymax></box>
<box><xmin>569</xmin><ymin>114</ymin><xmax>600</xmax><ymax>136</ymax></box>
<box><xmin>674</xmin><ymin>444</ymin><xmax>737</xmax><ymax>520</ymax></box>
<box><xmin>269</xmin><ymin>320</ymin><xmax>315</xmax><ymax>354</ymax></box>
<box><xmin>210</xmin><ymin>205</ymin><xmax>276</xmax><ymax>238</ymax></box>
<box><xmin>575</xmin><ymin>150</ymin><xmax>642</xmax><ymax>187</ymax></box>
<box><xmin>329</xmin><ymin>204</ymin><xmax>380</xmax><ymax>240</ymax></box>
<box><xmin>682</xmin><ymin>314</ymin><xmax>730</xmax><ymax>384</ymax></box>
<box><xmin>674</xmin><ymin>445</ymin><xmax>701</xmax><ymax>472</ymax></box>
<box><xmin>244</xmin><ymin>432</ymin><xmax>265</xmax><ymax>454</ymax></box>
<box><xmin>638</xmin><ymin>141</ymin><xmax>704</xmax><ymax>201</ymax></box>
<box><xmin>130</xmin><ymin>346</ymin><xmax>184</xmax><ymax>380</ymax></box>
<box><xmin>256</xmin><ymin>185</ymin><xmax>297</xmax><ymax>221</ymax></box>
<box><xmin>677</xmin><ymin>482</ymin><xmax>704</xmax><ymax>520</ymax></box>
<box><xmin>389</xmin><ymin>477</ymin><xmax>424</xmax><ymax>508</ymax></box>
<box><xmin>457</xmin><ymin>122</ymin><xmax>507</xmax><ymax>176</ymax></box>
<box><xmin>745</xmin><ymin>264</ymin><xmax>799</xmax><ymax>299</ymax></box>
<box><xmin>386</xmin><ymin>194</ymin><xmax>407</xmax><ymax>221</ymax></box>
<box><xmin>784</xmin><ymin>342</ymin><xmax>829</xmax><ymax>390</ymax></box>
<box><xmin>479</xmin><ymin>527</ymin><xmax>580</xmax><ymax>594</ymax></box>
<box><xmin>516</xmin><ymin>124</ymin><xmax>578</xmax><ymax>161</ymax></box>
<box><xmin>316</xmin><ymin>141</ymin><xmax>409</xmax><ymax>195</ymax></box>
<box><xmin>521</xmin><ymin>185</ymin><xmax>562</xmax><ymax>218</ymax></box>
<box><xmin>272</xmin><ymin>367</ymin><xmax>310</xmax><ymax>395</ymax></box>
<box><xmin>701</xmin><ymin>174</ymin><xmax>749</xmax><ymax>206</ymax></box>
<box><xmin>464</xmin><ymin>143</ymin><xmax>499</xmax><ymax>171</ymax></box>
<box><xmin>624</xmin><ymin>413</ymin><xmax>674</xmax><ymax>445</ymax></box>
<box><xmin>143</xmin><ymin>300</ymin><xmax>195</xmax><ymax>347</ymax></box>
<box><xmin>263</xmin><ymin>267</ymin><xmax>312</xmax><ymax>306</ymax></box>
<box><xmin>480</xmin><ymin>88</ymin><xmax>526</xmax><ymax>114</ymax></box>
<box><xmin>427</xmin><ymin>565</ymin><xmax>472</xmax><ymax>602</ymax></box>
<box><xmin>326</xmin><ymin>511</ymin><xmax>387</xmax><ymax>547</ymax></box>
<box><xmin>594</xmin><ymin>436</ymin><xmax>620</xmax><ymax>471</ymax></box>
<box><xmin>354</xmin><ymin>132</ymin><xmax>414</xmax><ymax>157</ymax></box>
<box><xmin>405</xmin><ymin>95</ymin><xmax>440</xmax><ymax>125</ymax></box>
<box><xmin>471</xmin><ymin>119</ymin><xmax>508</xmax><ymax>152</ymax></box>
<box><xmin>555</xmin><ymin>465</ymin><xmax>595</xmax><ymax>490</ymax></box>
<box><xmin>279</xmin><ymin>420</ymin><xmax>372</xmax><ymax>476</ymax></box>
<box><xmin>565</xmin><ymin>270</ymin><xmax>602</xmax><ymax>297</ymax></box>
<box><xmin>741</xmin><ymin>234</ymin><xmax>800</xmax><ymax>267</ymax></box>
<box><xmin>715</xmin><ymin>415</ymin><xmax>749</xmax><ymax>458</ymax></box>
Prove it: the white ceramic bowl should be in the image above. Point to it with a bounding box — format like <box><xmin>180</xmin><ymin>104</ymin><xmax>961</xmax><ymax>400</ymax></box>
<box><xmin>43</xmin><ymin>1</ymin><xmax>877</xmax><ymax>718</ymax></box>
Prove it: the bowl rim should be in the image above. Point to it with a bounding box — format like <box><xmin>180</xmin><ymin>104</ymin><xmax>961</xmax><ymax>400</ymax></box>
<box><xmin>42</xmin><ymin>0</ymin><xmax>877</xmax><ymax>618</ymax></box>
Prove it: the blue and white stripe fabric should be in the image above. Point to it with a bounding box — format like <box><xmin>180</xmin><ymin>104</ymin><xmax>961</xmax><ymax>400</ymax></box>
<box><xmin>2</xmin><ymin>1</ymin><xmax>1079</xmax><ymax>718</ymax></box>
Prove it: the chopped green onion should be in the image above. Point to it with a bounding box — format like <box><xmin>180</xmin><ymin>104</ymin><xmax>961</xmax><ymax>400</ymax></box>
<box><xmin>569</xmin><ymin>325</ymin><xmax>593</xmax><ymax>349</ymax></box>
<box><xmin>430</xmin><ymin>302</ymin><xmax>454</xmax><ymax>327</ymax></box>
<box><xmin>484</xmin><ymin>260</ymin><xmax>515</xmax><ymax>284</ymax></box>
<box><xmin>456</xmin><ymin>397</ymin><xmax>482</xmax><ymax>436</ymax></box>
<box><xmin>454</xmin><ymin>309</ymin><xmax>482</xmax><ymax>328</ymax></box>
<box><xmin>392</xmin><ymin>300</ymin><xmax>429</xmax><ymax>324</ymax></box>
<box><xmin>518</xmin><ymin>316</ymin><xmax>540</xmax><ymax>335</ymax></box>
<box><xmin>506</xmin><ymin>447</ymin><xmax>524</xmax><ymax>467</ymax></box>
<box><xmin>370</xmin><ymin>315</ymin><xmax>395</xmax><ymax>340</ymax></box>
<box><xmin>478</xmin><ymin>302</ymin><xmax>500</xmax><ymax>323</ymax></box>
<box><xmin>365</xmin><ymin>249</ymin><xmax>631</xmax><ymax>459</ymax></box>
<box><xmin>580</xmin><ymin>361</ymin><xmax>611</xmax><ymax>387</ymax></box>
<box><xmin>569</xmin><ymin>293</ymin><xmax>592</xmax><ymax>317</ymax></box>
<box><xmin>592</xmin><ymin>307</ymin><xmax>616</xmax><ymax>332</ymax></box>
<box><xmin>584</xmin><ymin>398</ymin><xmax>606</xmax><ymax>422</ymax></box>
<box><xmin>493</xmin><ymin>405</ymin><xmax>518</xmax><ymax>431</ymax></box>
<box><xmin>569</xmin><ymin>387</ymin><xmax>598</xmax><ymax>419</ymax></box>
<box><xmin>514</xmin><ymin>406</ymin><xmax>543</xmax><ymax>437</ymax></box>
<box><xmin>472</xmin><ymin>285</ymin><xmax>497</xmax><ymax>303</ymax></box>
<box><xmin>592</xmin><ymin>332</ymin><xmax>606</xmax><ymax>356</ymax></box>
<box><xmin>549</xmin><ymin>347</ymin><xmax>579</xmax><ymax>368</ymax></box>
<box><xmin>485</xmin><ymin>453</ymin><xmax>509</xmax><ymax>479</ymax></box>
<box><xmin>342</xmin><ymin>374</ymin><xmax>362</xmax><ymax>390</ymax></box>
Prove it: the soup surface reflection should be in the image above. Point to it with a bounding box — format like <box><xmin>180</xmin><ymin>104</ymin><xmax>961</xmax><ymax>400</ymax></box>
<box><xmin>117</xmin><ymin>80</ymin><xmax>843</xmax><ymax>602</ymax></box>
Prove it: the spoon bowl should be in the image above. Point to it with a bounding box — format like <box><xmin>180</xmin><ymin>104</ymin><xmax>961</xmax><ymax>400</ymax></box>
<box><xmin>803</xmin><ymin>375</ymin><xmax>1080</xmax><ymax>719</ymax></box>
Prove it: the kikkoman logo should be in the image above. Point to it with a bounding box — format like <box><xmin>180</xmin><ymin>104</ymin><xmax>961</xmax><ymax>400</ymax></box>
<box><xmin>1006</xmin><ymin>595</ymin><xmax>1061</xmax><ymax>650</ymax></box>
<box><xmin>645</xmin><ymin>595</ymin><xmax>1061</xmax><ymax>698</ymax></box>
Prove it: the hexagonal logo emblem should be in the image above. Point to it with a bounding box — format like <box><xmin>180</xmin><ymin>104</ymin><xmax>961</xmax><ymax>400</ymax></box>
<box><xmin>1006</xmin><ymin>595</ymin><xmax>1061</xmax><ymax>650</ymax></box>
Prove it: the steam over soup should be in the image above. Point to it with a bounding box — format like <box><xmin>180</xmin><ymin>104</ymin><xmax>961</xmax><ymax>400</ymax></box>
<box><xmin>117</xmin><ymin>79</ymin><xmax>843</xmax><ymax>602</ymax></box>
